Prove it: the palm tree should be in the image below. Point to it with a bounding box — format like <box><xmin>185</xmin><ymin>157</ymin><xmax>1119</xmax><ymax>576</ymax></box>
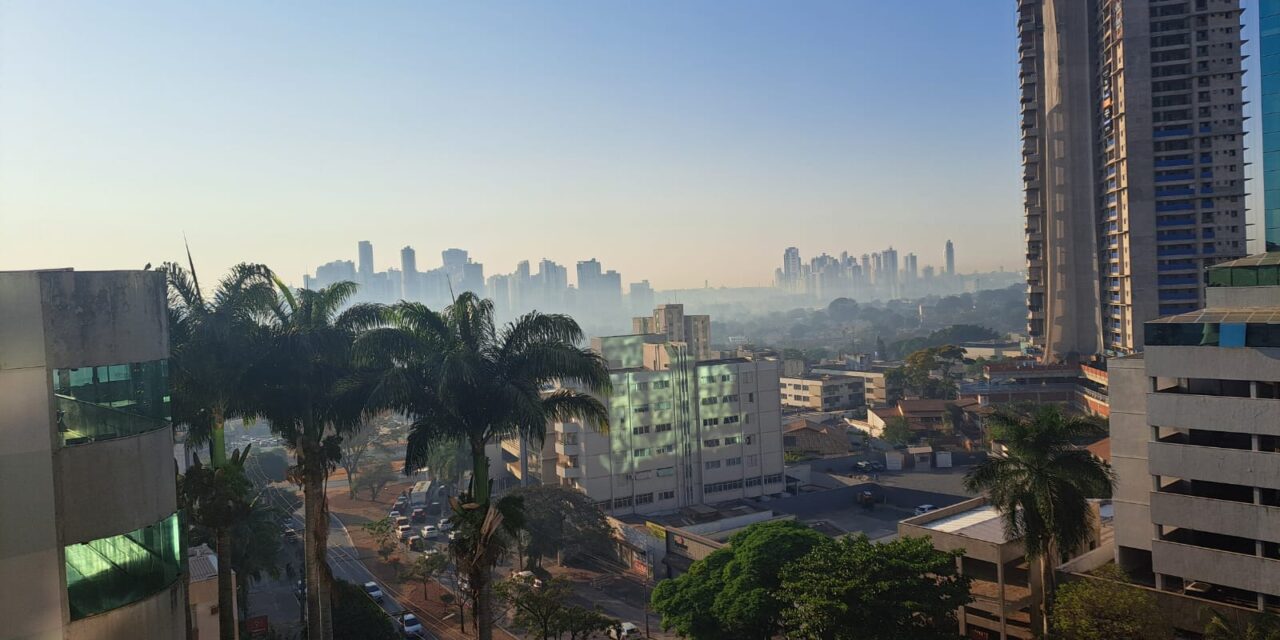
<box><xmin>963</xmin><ymin>404</ymin><xmax>1114</xmax><ymax>638</ymax></box>
<box><xmin>358</xmin><ymin>293</ymin><xmax>611</xmax><ymax>640</ymax></box>
<box><xmin>249</xmin><ymin>280</ymin><xmax>383</xmax><ymax>640</ymax></box>
<box><xmin>162</xmin><ymin>260</ymin><xmax>274</xmax><ymax>640</ymax></box>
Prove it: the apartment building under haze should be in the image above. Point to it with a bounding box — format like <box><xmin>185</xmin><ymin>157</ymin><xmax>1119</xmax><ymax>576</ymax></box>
<box><xmin>1019</xmin><ymin>0</ymin><xmax>1248</xmax><ymax>360</ymax></box>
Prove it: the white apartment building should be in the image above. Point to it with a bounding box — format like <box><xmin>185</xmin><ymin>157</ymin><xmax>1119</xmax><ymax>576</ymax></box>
<box><xmin>632</xmin><ymin>304</ymin><xmax>713</xmax><ymax>362</ymax></box>
<box><xmin>505</xmin><ymin>333</ymin><xmax>786</xmax><ymax>517</ymax></box>
<box><xmin>778</xmin><ymin>374</ymin><xmax>865</xmax><ymax>412</ymax></box>
<box><xmin>1112</xmin><ymin>255</ymin><xmax>1280</xmax><ymax>611</ymax></box>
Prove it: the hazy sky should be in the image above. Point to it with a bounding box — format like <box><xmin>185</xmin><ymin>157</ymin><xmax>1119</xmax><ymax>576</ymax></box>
<box><xmin>0</xmin><ymin>2</ymin><xmax>1263</xmax><ymax>289</ymax></box>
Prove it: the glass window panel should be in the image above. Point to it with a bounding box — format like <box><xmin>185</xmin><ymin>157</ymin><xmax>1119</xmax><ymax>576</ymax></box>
<box><xmin>64</xmin><ymin>512</ymin><xmax>183</xmax><ymax>620</ymax></box>
<box><xmin>53</xmin><ymin>359</ymin><xmax>170</xmax><ymax>446</ymax></box>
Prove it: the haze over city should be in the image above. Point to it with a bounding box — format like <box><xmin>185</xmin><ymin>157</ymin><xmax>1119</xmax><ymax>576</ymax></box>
<box><xmin>0</xmin><ymin>1</ymin><xmax>1044</xmax><ymax>287</ymax></box>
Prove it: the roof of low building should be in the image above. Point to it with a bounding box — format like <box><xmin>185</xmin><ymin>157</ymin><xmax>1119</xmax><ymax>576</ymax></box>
<box><xmin>920</xmin><ymin>504</ymin><xmax>1011</xmax><ymax>545</ymax></box>
<box><xmin>188</xmin><ymin>550</ymin><xmax>219</xmax><ymax>582</ymax></box>
<box><xmin>897</xmin><ymin>399</ymin><xmax>950</xmax><ymax>413</ymax></box>
<box><xmin>1085</xmin><ymin>437</ymin><xmax>1111</xmax><ymax>463</ymax></box>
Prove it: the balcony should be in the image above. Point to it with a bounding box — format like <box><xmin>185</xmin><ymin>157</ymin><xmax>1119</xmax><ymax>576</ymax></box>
<box><xmin>64</xmin><ymin>512</ymin><xmax>183</xmax><ymax>621</ymax></box>
<box><xmin>1152</xmin><ymin>540</ymin><xmax>1280</xmax><ymax>597</ymax></box>
<box><xmin>1151</xmin><ymin>490</ymin><xmax>1280</xmax><ymax>545</ymax></box>
<box><xmin>1147</xmin><ymin>393</ymin><xmax>1280</xmax><ymax>436</ymax></box>
<box><xmin>1149</xmin><ymin>441</ymin><xmax>1280</xmax><ymax>492</ymax></box>
<box><xmin>556</xmin><ymin>457</ymin><xmax>583</xmax><ymax>479</ymax></box>
<box><xmin>554</xmin><ymin>439</ymin><xmax>581</xmax><ymax>455</ymax></box>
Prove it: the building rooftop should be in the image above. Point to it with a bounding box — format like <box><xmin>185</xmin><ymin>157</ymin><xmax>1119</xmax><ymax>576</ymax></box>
<box><xmin>920</xmin><ymin>504</ymin><xmax>1011</xmax><ymax>544</ymax></box>
<box><xmin>1148</xmin><ymin>308</ymin><xmax>1280</xmax><ymax>324</ymax></box>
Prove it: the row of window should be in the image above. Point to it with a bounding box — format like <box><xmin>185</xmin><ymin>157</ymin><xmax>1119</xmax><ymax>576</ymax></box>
<box><xmin>703</xmin><ymin>473</ymin><xmax>784</xmax><ymax>494</ymax></box>
<box><xmin>632</xmin><ymin>423</ymin><xmax>674</xmax><ymax>435</ymax></box>
<box><xmin>633</xmin><ymin>444</ymin><xmax>676</xmax><ymax>458</ymax></box>
<box><xmin>703</xmin><ymin>436</ymin><xmax>742</xmax><ymax>447</ymax></box>
<box><xmin>700</xmin><ymin>394</ymin><xmax>744</xmax><ymax>405</ymax></box>
<box><xmin>613</xmin><ymin>490</ymin><xmax>678</xmax><ymax>509</ymax></box>
<box><xmin>705</xmin><ymin>457</ymin><xmax>744</xmax><ymax>470</ymax></box>
<box><xmin>702</xmin><ymin>414</ymin><xmax>748</xmax><ymax>427</ymax></box>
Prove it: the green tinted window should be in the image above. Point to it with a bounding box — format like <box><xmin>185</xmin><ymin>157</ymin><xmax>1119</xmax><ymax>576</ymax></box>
<box><xmin>64</xmin><ymin>512</ymin><xmax>183</xmax><ymax>620</ymax></box>
<box><xmin>52</xmin><ymin>360</ymin><xmax>169</xmax><ymax>446</ymax></box>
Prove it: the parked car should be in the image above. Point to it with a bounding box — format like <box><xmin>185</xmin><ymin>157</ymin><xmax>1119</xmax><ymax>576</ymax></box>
<box><xmin>402</xmin><ymin>613</ymin><xmax>425</xmax><ymax>637</ymax></box>
<box><xmin>422</xmin><ymin>524</ymin><xmax>439</xmax><ymax>539</ymax></box>
<box><xmin>363</xmin><ymin>581</ymin><xmax>385</xmax><ymax>603</ymax></box>
<box><xmin>914</xmin><ymin>504</ymin><xmax>937</xmax><ymax>516</ymax></box>
<box><xmin>410</xmin><ymin>508</ymin><xmax>427</xmax><ymax>523</ymax></box>
<box><xmin>610</xmin><ymin>622</ymin><xmax>642</xmax><ymax>639</ymax></box>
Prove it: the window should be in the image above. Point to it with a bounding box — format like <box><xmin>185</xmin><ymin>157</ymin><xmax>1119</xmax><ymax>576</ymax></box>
<box><xmin>633</xmin><ymin>405</ymin><xmax>650</xmax><ymax>414</ymax></box>
<box><xmin>726</xmin><ymin>457</ymin><xmax>742</xmax><ymax>467</ymax></box>
<box><xmin>653</xmin><ymin>380</ymin><xmax>671</xmax><ymax>390</ymax></box>
<box><xmin>742</xmin><ymin>373</ymin><xmax>755</xmax><ymax>384</ymax></box>
<box><xmin>656</xmin><ymin>467</ymin><xmax>675</xmax><ymax>477</ymax></box>
<box><xmin>721</xmin><ymin>374</ymin><xmax>732</xmax><ymax>381</ymax></box>
<box><xmin>747</xmin><ymin>454</ymin><xmax>759</xmax><ymax>467</ymax></box>
<box><xmin>700</xmin><ymin>397</ymin><xmax>718</xmax><ymax>406</ymax></box>
<box><xmin>655</xmin><ymin>423</ymin><xmax>673</xmax><ymax>433</ymax></box>
<box><xmin>636</xmin><ymin>493</ymin><xmax>654</xmax><ymax>505</ymax></box>
<box><xmin>659</xmin><ymin>490</ymin><xmax>676</xmax><ymax>501</ymax></box>
<box><xmin>656</xmin><ymin>444</ymin><xmax>675</xmax><ymax>455</ymax></box>
<box><xmin>632</xmin><ymin>425</ymin><xmax>650</xmax><ymax>435</ymax></box>
<box><xmin>634</xmin><ymin>470</ymin><xmax>653</xmax><ymax>480</ymax></box>
<box><xmin>723</xmin><ymin>415</ymin><xmax>740</xmax><ymax>425</ymax></box>
<box><xmin>746</xmin><ymin>477</ymin><xmax>762</xmax><ymax>487</ymax></box>
<box><xmin>703</xmin><ymin>439</ymin><xmax>720</xmax><ymax>447</ymax></box>
<box><xmin>613</xmin><ymin>497</ymin><xmax>633</xmax><ymax>509</ymax></box>
<box><xmin>632</xmin><ymin>382</ymin><xmax>650</xmax><ymax>391</ymax></box>
<box><xmin>765</xmin><ymin>473</ymin><xmax>784</xmax><ymax>484</ymax></box>
<box><xmin>704</xmin><ymin>479</ymin><xmax>744</xmax><ymax>494</ymax></box>
<box><xmin>633</xmin><ymin>448</ymin><xmax>649</xmax><ymax>458</ymax></box>
<box><xmin>724</xmin><ymin>436</ymin><xmax>738</xmax><ymax>445</ymax></box>
<box><xmin>747</xmin><ymin>393</ymin><xmax>755</xmax><ymax>402</ymax></box>
<box><xmin>705</xmin><ymin>460</ymin><xmax>721</xmax><ymax>470</ymax></box>
<box><xmin>702</xmin><ymin>418</ymin><xmax>720</xmax><ymax>427</ymax></box>
<box><xmin>53</xmin><ymin>360</ymin><xmax>171</xmax><ymax>446</ymax></box>
<box><xmin>654</xmin><ymin>401</ymin><xmax>672</xmax><ymax>410</ymax></box>
<box><xmin>721</xmin><ymin>394</ymin><xmax>739</xmax><ymax>403</ymax></box>
<box><xmin>65</xmin><ymin>512</ymin><xmax>183</xmax><ymax>620</ymax></box>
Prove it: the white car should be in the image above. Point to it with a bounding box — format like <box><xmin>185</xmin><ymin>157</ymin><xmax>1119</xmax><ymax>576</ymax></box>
<box><xmin>610</xmin><ymin>622</ymin><xmax>641</xmax><ymax>639</ymax></box>
<box><xmin>437</xmin><ymin>519</ymin><xmax>453</xmax><ymax>532</ymax></box>
<box><xmin>362</xmin><ymin>581</ymin><xmax>384</xmax><ymax>603</ymax></box>
<box><xmin>913</xmin><ymin>504</ymin><xmax>937</xmax><ymax>516</ymax></box>
<box><xmin>402</xmin><ymin>613</ymin><xmax>425</xmax><ymax>637</ymax></box>
<box><xmin>421</xmin><ymin>524</ymin><xmax>439</xmax><ymax>539</ymax></box>
<box><xmin>398</xmin><ymin>524</ymin><xmax>414</xmax><ymax>541</ymax></box>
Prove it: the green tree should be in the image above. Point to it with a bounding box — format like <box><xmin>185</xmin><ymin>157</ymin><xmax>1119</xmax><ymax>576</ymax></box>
<box><xmin>358</xmin><ymin>294</ymin><xmax>611</xmax><ymax>640</ymax></box>
<box><xmin>1052</xmin><ymin>565</ymin><xmax>1169</xmax><ymax>640</ymax></box>
<box><xmin>249</xmin><ymin>281</ymin><xmax>384</xmax><ymax>640</ymax></box>
<box><xmin>401</xmin><ymin>551</ymin><xmax>449</xmax><ymax>594</ymax></box>
<box><xmin>651</xmin><ymin>520</ymin><xmax>827</xmax><ymax>640</ymax></box>
<box><xmin>778</xmin><ymin>534</ymin><xmax>970</xmax><ymax>640</ymax></box>
<box><xmin>354</xmin><ymin>460</ymin><xmax>399</xmax><ymax>501</ymax></box>
<box><xmin>1204</xmin><ymin>610</ymin><xmax>1280</xmax><ymax>640</ymax></box>
<box><xmin>507</xmin><ymin>484</ymin><xmax>616</xmax><ymax>568</ymax></box>
<box><xmin>881</xmin><ymin>415</ymin><xmax>913</xmax><ymax>446</ymax></box>
<box><xmin>163</xmin><ymin>260</ymin><xmax>274</xmax><ymax>640</ymax></box>
<box><xmin>963</xmin><ymin>404</ymin><xmax>1114</xmax><ymax>637</ymax></box>
<box><xmin>362</xmin><ymin>517</ymin><xmax>398</xmax><ymax>563</ymax></box>
<box><xmin>497</xmin><ymin>576</ymin><xmax>575</xmax><ymax>640</ymax></box>
<box><xmin>180</xmin><ymin>447</ymin><xmax>255</xmax><ymax>640</ymax></box>
<box><xmin>556</xmin><ymin>605</ymin><xmax>618</xmax><ymax>640</ymax></box>
<box><xmin>329</xmin><ymin>579</ymin><xmax>400</xmax><ymax>640</ymax></box>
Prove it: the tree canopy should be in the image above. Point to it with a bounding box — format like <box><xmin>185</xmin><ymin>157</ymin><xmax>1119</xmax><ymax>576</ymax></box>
<box><xmin>651</xmin><ymin>520</ymin><xmax>827</xmax><ymax>640</ymax></box>
<box><xmin>778</xmin><ymin>534</ymin><xmax>971</xmax><ymax>640</ymax></box>
<box><xmin>1051</xmin><ymin>566</ymin><xmax>1169</xmax><ymax>640</ymax></box>
<box><xmin>507</xmin><ymin>484</ymin><xmax>616</xmax><ymax>568</ymax></box>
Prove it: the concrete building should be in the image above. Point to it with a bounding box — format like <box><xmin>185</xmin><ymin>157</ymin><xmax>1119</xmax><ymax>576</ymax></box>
<box><xmin>945</xmin><ymin>239</ymin><xmax>955</xmax><ymax>276</ymax></box>
<box><xmin>1113</xmin><ymin>254</ymin><xmax>1280</xmax><ymax>611</ymax></box>
<box><xmin>528</xmin><ymin>334</ymin><xmax>785</xmax><ymax>517</ymax></box>
<box><xmin>782</xmin><ymin>418</ymin><xmax>849</xmax><ymax>457</ymax></box>
<box><xmin>632</xmin><ymin>304</ymin><xmax>713</xmax><ymax>362</ymax></box>
<box><xmin>1019</xmin><ymin>0</ymin><xmax>1248</xmax><ymax>359</ymax></box>
<box><xmin>901</xmin><ymin>498</ymin><xmax>1042</xmax><ymax>640</ymax></box>
<box><xmin>187</xmin><ymin>545</ymin><xmax>234</xmax><ymax>640</ymax></box>
<box><xmin>357</xmin><ymin>240</ymin><xmax>374</xmax><ymax>281</ymax></box>
<box><xmin>778</xmin><ymin>374</ymin><xmax>865</xmax><ymax>411</ymax></box>
<box><xmin>0</xmin><ymin>269</ymin><xmax>185</xmax><ymax>639</ymax></box>
<box><xmin>809</xmin><ymin>365</ymin><xmax>900</xmax><ymax>408</ymax></box>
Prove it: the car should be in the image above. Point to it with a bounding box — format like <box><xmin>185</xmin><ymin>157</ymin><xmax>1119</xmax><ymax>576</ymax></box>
<box><xmin>363</xmin><ymin>581</ymin><xmax>385</xmax><ymax>603</ymax></box>
<box><xmin>282</xmin><ymin>527</ymin><xmax>299</xmax><ymax>543</ymax></box>
<box><xmin>422</xmin><ymin>524</ymin><xmax>439</xmax><ymax>539</ymax></box>
<box><xmin>402</xmin><ymin>613</ymin><xmax>425</xmax><ymax>637</ymax></box>
<box><xmin>854</xmin><ymin>461</ymin><xmax>872</xmax><ymax>472</ymax></box>
<box><xmin>398</xmin><ymin>524</ymin><xmax>414</xmax><ymax>541</ymax></box>
<box><xmin>609</xmin><ymin>622</ymin><xmax>641</xmax><ymax>639</ymax></box>
<box><xmin>511</xmin><ymin>570</ymin><xmax>544</xmax><ymax>588</ymax></box>
<box><xmin>408</xmin><ymin>535</ymin><xmax>425</xmax><ymax>551</ymax></box>
<box><xmin>437</xmin><ymin>519</ymin><xmax>453</xmax><ymax>532</ymax></box>
<box><xmin>411</xmin><ymin>508</ymin><xmax>427</xmax><ymax>523</ymax></box>
<box><xmin>395</xmin><ymin>516</ymin><xmax>410</xmax><ymax>528</ymax></box>
<box><xmin>913</xmin><ymin>504</ymin><xmax>937</xmax><ymax>516</ymax></box>
<box><xmin>388</xmin><ymin>510</ymin><xmax>401</xmax><ymax>520</ymax></box>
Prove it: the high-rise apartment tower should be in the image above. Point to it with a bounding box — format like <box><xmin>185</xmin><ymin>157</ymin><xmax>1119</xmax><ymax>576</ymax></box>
<box><xmin>1019</xmin><ymin>0</ymin><xmax>1248</xmax><ymax>360</ymax></box>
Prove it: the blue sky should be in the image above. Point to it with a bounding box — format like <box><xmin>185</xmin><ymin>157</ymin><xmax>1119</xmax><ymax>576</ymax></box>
<box><xmin>0</xmin><ymin>2</ymin><xmax>1261</xmax><ymax>288</ymax></box>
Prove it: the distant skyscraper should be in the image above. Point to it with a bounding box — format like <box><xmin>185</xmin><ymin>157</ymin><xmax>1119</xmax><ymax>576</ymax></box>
<box><xmin>629</xmin><ymin>280</ymin><xmax>655</xmax><ymax>313</ymax></box>
<box><xmin>782</xmin><ymin>247</ymin><xmax>802</xmax><ymax>291</ymax></box>
<box><xmin>944</xmin><ymin>240</ymin><xmax>955</xmax><ymax>276</ymax></box>
<box><xmin>904</xmin><ymin>253</ymin><xmax>918</xmax><ymax>281</ymax></box>
<box><xmin>1263</xmin><ymin>0</ymin><xmax>1280</xmax><ymax>251</ymax></box>
<box><xmin>400</xmin><ymin>246</ymin><xmax>418</xmax><ymax>300</ymax></box>
<box><xmin>357</xmin><ymin>240</ymin><xmax>374</xmax><ymax>280</ymax></box>
<box><xmin>1019</xmin><ymin>0</ymin><xmax>1247</xmax><ymax>359</ymax></box>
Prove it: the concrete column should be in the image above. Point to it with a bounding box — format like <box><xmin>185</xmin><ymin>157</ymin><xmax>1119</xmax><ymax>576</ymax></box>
<box><xmin>997</xmin><ymin>559</ymin><xmax>1008</xmax><ymax>640</ymax></box>
<box><xmin>1254</xmin><ymin>434</ymin><xmax>1262</xmax><ymax>452</ymax></box>
<box><xmin>956</xmin><ymin>556</ymin><xmax>966</xmax><ymax>637</ymax></box>
<box><xmin>1155</xmin><ymin>573</ymin><xmax>1165</xmax><ymax>590</ymax></box>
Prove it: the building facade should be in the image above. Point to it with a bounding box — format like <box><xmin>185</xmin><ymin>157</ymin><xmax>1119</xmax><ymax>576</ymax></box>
<box><xmin>632</xmin><ymin>304</ymin><xmax>713</xmax><ymax>362</ymax></box>
<box><xmin>1113</xmin><ymin>254</ymin><xmax>1280</xmax><ymax>611</ymax></box>
<box><xmin>0</xmin><ymin>270</ymin><xmax>185</xmax><ymax>639</ymax></box>
<box><xmin>778</xmin><ymin>374</ymin><xmax>865</xmax><ymax>411</ymax></box>
<box><xmin>540</xmin><ymin>334</ymin><xmax>785</xmax><ymax>517</ymax></box>
<box><xmin>1020</xmin><ymin>0</ymin><xmax>1248</xmax><ymax>359</ymax></box>
<box><xmin>1263</xmin><ymin>0</ymin><xmax>1280</xmax><ymax>251</ymax></box>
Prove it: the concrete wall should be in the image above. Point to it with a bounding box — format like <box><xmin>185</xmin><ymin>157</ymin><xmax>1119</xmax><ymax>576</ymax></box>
<box><xmin>1145</xmin><ymin>345</ymin><xmax>1280</xmax><ymax>382</ymax></box>
<box><xmin>1151</xmin><ymin>492</ymin><xmax>1280</xmax><ymax>545</ymax></box>
<box><xmin>63</xmin><ymin>582</ymin><xmax>185</xmax><ymax>640</ymax></box>
<box><xmin>1147</xmin><ymin>393</ymin><xmax>1280</xmax><ymax>436</ymax></box>
<box><xmin>1207</xmin><ymin>285</ymin><xmax>1280</xmax><ymax>309</ymax></box>
<box><xmin>1109</xmin><ymin>356</ymin><xmax>1153</xmax><ymax>553</ymax></box>
<box><xmin>1153</xmin><ymin>540</ymin><xmax>1280</xmax><ymax>597</ymax></box>
<box><xmin>55</xmin><ymin>427</ymin><xmax>178</xmax><ymax>544</ymax></box>
<box><xmin>1149</xmin><ymin>442</ymin><xmax>1280</xmax><ymax>491</ymax></box>
<box><xmin>38</xmin><ymin>271</ymin><xmax>168</xmax><ymax>369</ymax></box>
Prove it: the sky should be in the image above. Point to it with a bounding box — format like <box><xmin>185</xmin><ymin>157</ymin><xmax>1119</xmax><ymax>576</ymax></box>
<box><xmin>0</xmin><ymin>2</ymin><xmax>1262</xmax><ymax>289</ymax></box>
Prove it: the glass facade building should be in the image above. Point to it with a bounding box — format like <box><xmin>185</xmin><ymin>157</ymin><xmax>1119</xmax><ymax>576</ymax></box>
<box><xmin>1266</xmin><ymin>0</ymin><xmax>1280</xmax><ymax>251</ymax></box>
<box><xmin>52</xmin><ymin>360</ymin><xmax>170</xmax><ymax>446</ymax></box>
<box><xmin>64</xmin><ymin>512</ymin><xmax>184</xmax><ymax>620</ymax></box>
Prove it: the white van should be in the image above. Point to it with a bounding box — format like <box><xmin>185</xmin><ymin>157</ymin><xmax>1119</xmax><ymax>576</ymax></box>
<box><xmin>609</xmin><ymin>622</ymin><xmax>641</xmax><ymax>639</ymax></box>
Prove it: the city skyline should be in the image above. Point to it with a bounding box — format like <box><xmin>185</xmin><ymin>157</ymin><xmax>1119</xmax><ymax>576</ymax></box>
<box><xmin>2</xmin><ymin>1</ymin><xmax>1038</xmax><ymax>290</ymax></box>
